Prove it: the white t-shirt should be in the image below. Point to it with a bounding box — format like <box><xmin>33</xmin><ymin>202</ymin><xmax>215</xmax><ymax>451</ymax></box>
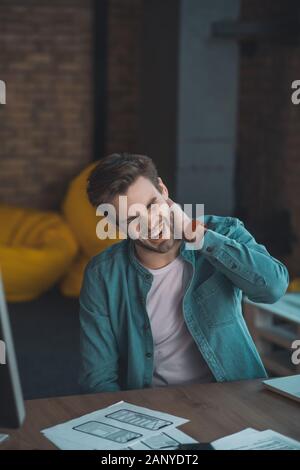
<box><xmin>144</xmin><ymin>256</ymin><xmax>214</xmax><ymax>387</ymax></box>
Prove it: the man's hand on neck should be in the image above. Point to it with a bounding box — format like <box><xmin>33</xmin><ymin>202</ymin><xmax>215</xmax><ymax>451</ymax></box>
<box><xmin>167</xmin><ymin>198</ymin><xmax>206</xmax><ymax>246</ymax></box>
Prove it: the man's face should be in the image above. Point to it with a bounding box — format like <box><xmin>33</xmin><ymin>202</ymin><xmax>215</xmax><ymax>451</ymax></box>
<box><xmin>112</xmin><ymin>176</ymin><xmax>177</xmax><ymax>253</ymax></box>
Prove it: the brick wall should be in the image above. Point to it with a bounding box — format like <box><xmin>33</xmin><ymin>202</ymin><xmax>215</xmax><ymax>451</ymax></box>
<box><xmin>237</xmin><ymin>0</ymin><xmax>300</xmax><ymax>277</ymax></box>
<box><xmin>105</xmin><ymin>0</ymin><xmax>143</xmax><ymax>155</ymax></box>
<box><xmin>0</xmin><ymin>0</ymin><xmax>93</xmax><ymax>209</ymax></box>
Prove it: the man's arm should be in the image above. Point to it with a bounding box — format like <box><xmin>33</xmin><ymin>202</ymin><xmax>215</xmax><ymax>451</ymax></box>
<box><xmin>201</xmin><ymin>218</ymin><xmax>289</xmax><ymax>304</ymax></box>
<box><xmin>79</xmin><ymin>262</ymin><xmax>120</xmax><ymax>393</ymax></box>
<box><xmin>167</xmin><ymin>199</ymin><xmax>288</xmax><ymax>303</ymax></box>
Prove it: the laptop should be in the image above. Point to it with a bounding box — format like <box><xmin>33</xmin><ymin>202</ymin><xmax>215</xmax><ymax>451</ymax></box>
<box><xmin>263</xmin><ymin>375</ymin><xmax>300</xmax><ymax>403</ymax></box>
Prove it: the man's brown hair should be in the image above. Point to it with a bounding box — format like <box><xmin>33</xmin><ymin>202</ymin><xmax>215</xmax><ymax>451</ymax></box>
<box><xmin>87</xmin><ymin>153</ymin><xmax>160</xmax><ymax>207</ymax></box>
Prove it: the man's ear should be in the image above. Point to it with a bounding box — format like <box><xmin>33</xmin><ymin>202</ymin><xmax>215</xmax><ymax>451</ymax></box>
<box><xmin>157</xmin><ymin>177</ymin><xmax>169</xmax><ymax>200</ymax></box>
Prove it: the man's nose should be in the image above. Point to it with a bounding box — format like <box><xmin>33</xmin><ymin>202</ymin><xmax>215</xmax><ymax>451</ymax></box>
<box><xmin>148</xmin><ymin>210</ymin><xmax>163</xmax><ymax>233</ymax></box>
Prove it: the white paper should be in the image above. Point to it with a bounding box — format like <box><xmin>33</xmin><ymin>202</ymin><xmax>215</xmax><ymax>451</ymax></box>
<box><xmin>243</xmin><ymin>430</ymin><xmax>300</xmax><ymax>450</ymax></box>
<box><xmin>44</xmin><ymin>427</ymin><xmax>197</xmax><ymax>451</ymax></box>
<box><xmin>42</xmin><ymin>401</ymin><xmax>188</xmax><ymax>450</ymax></box>
<box><xmin>43</xmin><ymin>431</ymin><xmax>95</xmax><ymax>450</ymax></box>
<box><xmin>212</xmin><ymin>428</ymin><xmax>300</xmax><ymax>450</ymax></box>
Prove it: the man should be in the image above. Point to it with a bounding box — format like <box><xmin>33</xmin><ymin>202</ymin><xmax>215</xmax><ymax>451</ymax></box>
<box><xmin>79</xmin><ymin>153</ymin><xmax>289</xmax><ymax>393</ymax></box>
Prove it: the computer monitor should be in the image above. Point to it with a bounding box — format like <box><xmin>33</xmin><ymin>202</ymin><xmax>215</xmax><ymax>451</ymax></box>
<box><xmin>0</xmin><ymin>274</ymin><xmax>25</xmax><ymax>428</ymax></box>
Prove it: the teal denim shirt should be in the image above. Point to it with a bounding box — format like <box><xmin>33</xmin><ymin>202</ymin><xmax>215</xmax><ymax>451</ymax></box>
<box><xmin>79</xmin><ymin>215</ymin><xmax>289</xmax><ymax>393</ymax></box>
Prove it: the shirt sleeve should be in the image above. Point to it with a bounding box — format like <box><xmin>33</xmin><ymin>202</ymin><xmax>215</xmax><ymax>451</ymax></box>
<box><xmin>79</xmin><ymin>261</ymin><xmax>120</xmax><ymax>393</ymax></box>
<box><xmin>201</xmin><ymin>218</ymin><xmax>289</xmax><ymax>303</ymax></box>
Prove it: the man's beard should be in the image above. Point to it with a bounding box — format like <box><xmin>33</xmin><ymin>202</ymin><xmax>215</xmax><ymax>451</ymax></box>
<box><xmin>134</xmin><ymin>236</ymin><xmax>179</xmax><ymax>253</ymax></box>
<box><xmin>134</xmin><ymin>216</ymin><xmax>180</xmax><ymax>253</ymax></box>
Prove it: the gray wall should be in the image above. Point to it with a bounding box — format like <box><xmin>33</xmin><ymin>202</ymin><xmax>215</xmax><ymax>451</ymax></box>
<box><xmin>139</xmin><ymin>0</ymin><xmax>180</xmax><ymax>197</ymax></box>
<box><xmin>176</xmin><ymin>0</ymin><xmax>240</xmax><ymax>215</ymax></box>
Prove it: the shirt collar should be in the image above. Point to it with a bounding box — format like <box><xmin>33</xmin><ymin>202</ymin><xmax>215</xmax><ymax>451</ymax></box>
<box><xmin>128</xmin><ymin>239</ymin><xmax>195</xmax><ymax>277</ymax></box>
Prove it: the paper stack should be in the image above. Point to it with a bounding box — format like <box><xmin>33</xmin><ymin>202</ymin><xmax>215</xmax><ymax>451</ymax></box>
<box><xmin>41</xmin><ymin>400</ymin><xmax>198</xmax><ymax>450</ymax></box>
<box><xmin>212</xmin><ymin>428</ymin><xmax>300</xmax><ymax>450</ymax></box>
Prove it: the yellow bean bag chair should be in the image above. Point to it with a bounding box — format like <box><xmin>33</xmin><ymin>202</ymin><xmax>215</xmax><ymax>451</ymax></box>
<box><xmin>288</xmin><ymin>278</ymin><xmax>300</xmax><ymax>292</ymax></box>
<box><xmin>0</xmin><ymin>204</ymin><xmax>78</xmax><ymax>302</ymax></box>
<box><xmin>60</xmin><ymin>162</ymin><xmax>121</xmax><ymax>297</ymax></box>
<box><xmin>59</xmin><ymin>252</ymin><xmax>90</xmax><ymax>298</ymax></box>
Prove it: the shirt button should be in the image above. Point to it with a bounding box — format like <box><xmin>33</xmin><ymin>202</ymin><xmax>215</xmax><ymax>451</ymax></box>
<box><xmin>206</xmin><ymin>246</ymin><xmax>213</xmax><ymax>253</ymax></box>
<box><xmin>231</xmin><ymin>263</ymin><xmax>237</xmax><ymax>269</ymax></box>
<box><xmin>145</xmin><ymin>352</ymin><xmax>152</xmax><ymax>358</ymax></box>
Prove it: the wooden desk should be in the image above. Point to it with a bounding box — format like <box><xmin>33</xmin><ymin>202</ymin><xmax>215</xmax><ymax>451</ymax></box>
<box><xmin>1</xmin><ymin>379</ymin><xmax>299</xmax><ymax>449</ymax></box>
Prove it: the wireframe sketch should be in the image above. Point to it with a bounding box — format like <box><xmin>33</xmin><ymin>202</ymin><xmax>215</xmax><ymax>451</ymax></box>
<box><xmin>73</xmin><ymin>420</ymin><xmax>142</xmax><ymax>444</ymax></box>
<box><xmin>105</xmin><ymin>408</ymin><xmax>173</xmax><ymax>430</ymax></box>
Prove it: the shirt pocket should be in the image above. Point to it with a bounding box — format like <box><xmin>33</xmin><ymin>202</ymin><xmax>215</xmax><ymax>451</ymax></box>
<box><xmin>193</xmin><ymin>271</ymin><xmax>238</xmax><ymax>328</ymax></box>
